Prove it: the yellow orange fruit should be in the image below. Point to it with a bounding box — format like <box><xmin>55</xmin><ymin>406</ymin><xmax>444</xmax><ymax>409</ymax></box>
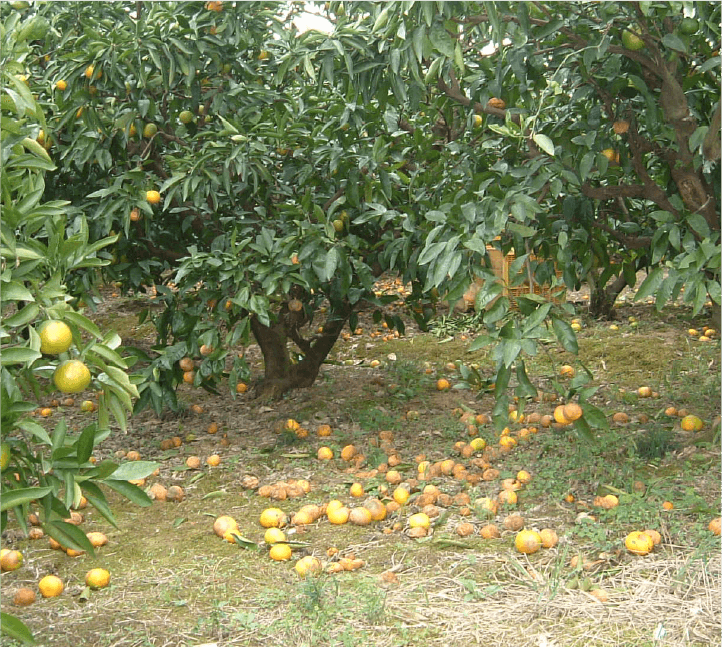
<box><xmin>554</xmin><ymin>405</ymin><xmax>571</xmax><ymax>425</ymax></box>
<box><xmin>514</xmin><ymin>529</ymin><xmax>542</xmax><ymax>554</ymax></box>
<box><xmin>317</xmin><ymin>446</ymin><xmax>333</xmax><ymax>460</ymax></box>
<box><xmin>708</xmin><ymin>518</ymin><xmax>721</xmax><ymax>535</ymax></box>
<box><xmin>145</xmin><ymin>190</ymin><xmax>161</xmax><ymax>204</ymax></box>
<box><xmin>264</xmin><ymin>527</ymin><xmax>286</xmax><ymax>544</ymax></box>
<box><xmin>206</xmin><ymin>454</ymin><xmax>221</xmax><ymax>467</ymax></box>
<box><xmin>562</xmin><ymin>402</ymin><xmax>583</xmax><ymax>422</ymax></box>
<box><xmin>55</xmin><ymin>79</ymin><xmax>67</xmax><ymax>91</ymax></box>
<box><xmin>316</xmin><ymin>424</ymin><xmax>332</xmax><ymax>437</ymax></box>
<box><xmin>294</xmin><ymin>555</ymin><xmax>322</xmax><ymax>578</ymax></box>
<box><xmin>680</xmin><ymin>415</ymin><xmax>703</xmax><ymax>432</ymax></box>
<box><xmin>612</xmin><ymin>412</ymin><xmax>630</xmax><ymax>424</ymax></box>
<box><xmin>349</xmin><ymin>482</ymin><xmax>364</xmax><ymax>498</ymax></box>
<box><xmin>436</xmin><ymin>378</ymin><xmax>451</xmax><ymax>391</ymax></box>
<box><xmin>340</xmin><ymin>444</ymin><xmax>357</xmax><ymax>461</ymax></box>
<box><xmin>393</xmin><ymin>486</ymin><xmax>410</xmax><ymax>506</ymax></box>
<box><xmin>165</xmin><ymin>485</ymin><xmax>185</xmax><ymax>502</ymax></box>
<box><xmin>268</xmin><ymin>541</ymin><xmax>293</xmax><ymax>562</ymax></box>
<box><xmin>38</xmin><ymin>575</ymin><xmax>64</xmax><ymax>598</ymax></box>
<box><xmin>364</xmin><ymin>498</ymin><xmax>387</xmax><ymax>521</ymax></box>
<box><xmin>327</xmin><ymin>505</ymin><xmax>350</xmax><ymax>525</ymax></box>
<box><xmin>53</xmin><ymin>359</ymin><xmax>91</xmax><ymax>393</ymax></box>
<box><xmin>85</xmin><ymin>568</ymin><xmax>111</xmax><ymax>589</ymax></box>
<box><xmin>408</xmin><ymin>512</ymin><xmax>431</xmax><ymax>529</ymax></box>
<box><xmin>624</xmin><ymin>531</ymin><xmax>654</xmax><ymax>555</ymax></box>
<box><xmin>637</xmin><ymin>386</ymin><xmax>652</xmax><ymax>398</ymax></box>
<box><xmin>38</xmin><ymin>320</ymin><xmax>73</xmax><ymax>354</ymax></box>
<box><xmin>259</xmin><ymin>508</ymin><xmax>287</xmax><ymax>528</ymax></box>
<box><xmin>559</xmin><ymin>364</ymin><xmax>575</xmax><ymax>378</ymax></box>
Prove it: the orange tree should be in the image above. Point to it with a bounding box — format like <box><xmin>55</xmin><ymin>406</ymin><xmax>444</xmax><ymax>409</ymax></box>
<box><xmin>1</xmin><ymin>9</ymin><xmax>156</xmax><ymax>643</ymax></box>
<box><xmin>15</xmin><ymin>2</ymin><xmax>719</xmax><ymax>422</ymax></box>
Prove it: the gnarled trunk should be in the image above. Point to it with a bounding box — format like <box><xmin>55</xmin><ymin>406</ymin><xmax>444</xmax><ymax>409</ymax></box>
<box><xmin>250</xmin><ymin>300</ymin><xmax>352</xmax><ymax>400</ymax></box>
<box><xmin>587</xmin><ymin>272</ymin><xmax>628</xmax><ymax>320</ymax></box>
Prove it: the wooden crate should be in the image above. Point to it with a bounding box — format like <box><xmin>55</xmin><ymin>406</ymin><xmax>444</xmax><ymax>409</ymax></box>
<box><xmin>461</xmin><ymin>246</ymin><xmax>565</xmax><ymax>311</ymax></box>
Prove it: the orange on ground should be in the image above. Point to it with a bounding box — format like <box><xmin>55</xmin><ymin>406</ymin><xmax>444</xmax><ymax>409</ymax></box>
<box><xmin>259</xmin><ymin>508</ymin><xmax>287</xmax><ymax>528</ymax></box>
<box><xmin>317</xmin><ymin>446</ymin><xmax>333</xmax><ymax>460</ymax></box>
<box><xmin>436</xmin><ymin>378</ymin><xmax>451</xmax><ymax>391</ymax></box>
<box><xmin>85</xmin><ymin>568</ymin><xmax>111</xmax><ymax>589</ymax></box>
<box><xmin>680</xmin><ymin>415</ymin><xmax>704</xmax><ymax>432</ymax></box>
<box><xmin>206</xmin><ymin>454</ymin><xmax>221</xmax><ymax>467</ymax></box>
<box><xmin>185</xmin><ymin>456</ymin><xmax>201</xmax><ymax>469</ymax></box>
<box><xmin>38</xmin><ymin>575</ymin><xmax>64</xmax><ymax>598</ymax></box>
<box><xmin>13</xmin><ymin>588</ymin><xmax>36</xmax><ymax>606</ymax></box>
<box><xmin>0</xmin><ymin>549</ymin><xmax>23</xmax><ymax>572</ymax></box>
<box><xmin>625</xmin><ymin>531</ymin><xmax>654</xmax><ymax>555</ymax></box>
<box><xmin>515</xmin><ymin>530</ymin><xmax>542</xmax><ymax>554</ymax></box>
<box><xmin>294</xmin><ymin>555</ymin><xmax>322</xmax><ymax>578</ymax></box>
<box><xmin>327</xmin><ymin>506</ymin><xmax>350</xmax><ymax>525</ymax></box>
<box><xmin>213</xmin><ymin>515</ymin><xmax>238</xmax><ymax>537</ymax></box>
<box><xmin>268</xmin><ymin>542</ymin><xmax>293</xmax><ymax>562</ymax></box>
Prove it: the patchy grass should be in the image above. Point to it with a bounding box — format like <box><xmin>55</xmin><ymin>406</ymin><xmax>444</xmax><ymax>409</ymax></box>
<box><xmin>2</xmin><ymin>297</ymin><xmax>720</xmax><ymax>647</ymax></box>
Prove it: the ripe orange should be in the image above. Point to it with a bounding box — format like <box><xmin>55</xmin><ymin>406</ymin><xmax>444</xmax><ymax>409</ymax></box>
<box><xmin>708</xmin><ymin>518</ymin><xmax>721</xmax><ymax>535</ymax></box>
<box><xmin>145</xmin><ymin>190</ymin><xmax>161</xmax><ymax>204</ymax></box>
<box><xmin>38</xmin><ymin>574</ymin><xmax>64</xmax><ymax>598</ymax></box>
<box><xmin>85</xmin><ymin>568</ymin><xmax>111</xmax><ymax>589</ymax></box>
<box><xmin>408</xmin><ymin>512</ymin><xmax>431</xmax><ymax>529</ymax></box>
<box><xmin>562</xmin><ymin>402</ymin><xmax>583</xmax><ymax>422</ymax></box>
<box><xmin>340</xmin><ymin>444</ymin><xmax>357</xmax><ymax>461</ymax></box>
<box><xmin>182</xmin><ymin>370</ymin><xmax>195</xmax><ymax>384</ymax></box>
<box><xmin>514</xmin><ymin>529</ymin><xmax>542</xmax><ymax>554</ymax></box>
<box><xmin>165</xmin><ymin>485</ymin><xmax>185</xmax><ymax>502</ymax></box>
<box><xmin>294</xmin><ymin>555</ymin><xmax>322</xmax><ymax>578</ymax></box>
<box><xmin>327</xmin><ymin>505</ymin><xmax>350</xmax><ymax>525</ymax></box>
<box><xmin>559</xmin><ymin>364</ymin><xmax>575</xmax><ymax>378</ymax></box>
<box><xmin>479</xmin><ymin>524</ymin><xmax>500</xmax><ymax>539</ymax></box>
<box><xmin>436</xmin><ymin>378</ymin><xmax>451</xmax><ymax>391</ymax></box>
<box><xmin>213</xmin><ymin>516</ymin><xmax>239</xmax><ymax>538</ymax></box>
<box><xmin>393</xmin><ymin>486</ymin><xmax>410</xmax><ymax>506</ymax></box>
<box><xmin>38</xmin><ymin>320</ymin><xmax>73</xmax><ymax>354</ymax></box>
<box><xmin>264</xmin><ymin>527</ymin><xmax>286</xmax><ymax>544</ymax></box>
<box><xmin>236</xmin><ymin>382</ymin><xmax>248</xmax><ymax>393</ymax></box>
<box><xmin>612</xmin><ymin>412</ymin><xmax>630</xmax><ymax>424</ymax></box>
<box><xmin>349</xmin><ymin>482</ymin><xmax>364</xmax><ymax>498</ymax></box>
<box><xmin>364</xmin><ymin>498</ymin><xmax>387</xmax><ymax>521</ymax></box>
<box><xmin>53</xmin><ymin>359</ymin><xmax>91</xmax><ymax>393</ymax></box>
<box><xmin>259</xmin><ymin>508</ymin><xmax>287</xmax><ymax>528</ymax></box>
<box><xmin>317</xmin><ymin>446</ymin><xmax>333</xmax><ymax>460</ymax></box>
<box><xmin>55</xmin><ymin>79</ymin><xmax>67</xmax><ymax>91</ymax></box>
<box><xmin>316</xmin><ymin>424</ymin><xmax>332</xmax><ymax>436</ymax></box>
<box><xmin>637</xmin><ymin>386</ymin><xmax>652</xmax><ymax>398</ymax></box>
<box><xmin>625</xmin><ymin>531</ymin><xmax>654</xmax><ymax>555</ymax></box>
<box><xmin>206</xmin><ymin>454</ymin><xmax>221</xmax><ymax>467</ymax></box>
<box><xmin>487</xmin><ymin>97</ymin><xmax>506</xmax><ymax>109</ymax></box>
<box><xmin>553</xmin><ymin>405</ymin><xmax>571</xmax><ymax>425</ymax></box>
<box><xmin>680</xmin><ymin>415</ymin><xmax>703</xmax><ymax>432</ymax></box>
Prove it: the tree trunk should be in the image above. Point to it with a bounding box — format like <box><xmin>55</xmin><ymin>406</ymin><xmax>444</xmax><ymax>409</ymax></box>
<box><xmin>587</xmin><ymin>272</ymin><xmax>628</xmax><ymax>320</ymax></box>
<box><xmin>250</xmin><ymin>300</ymin><xmax>353</xmax><ymax>400</ymax></box>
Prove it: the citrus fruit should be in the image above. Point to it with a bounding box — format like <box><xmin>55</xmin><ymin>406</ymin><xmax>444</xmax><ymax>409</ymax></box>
<box><xmin>348</xmin><ymin>507</ymin><xmax>373</xmax><ymax>526</ymax></box>
<box><xmin>0</xmin><ymin>443</ymin><xmax>10</xmax><ymax>471</ymax></box>
<box><xmin>268</xmin><ymin>543</ymin><xmax>292</xmax><ymax>561</ymax></box>
<box><xmin>55</xmin><ymin>79</ymin><xmax>67</xmax><ymax>91</ymax></box>
<box><xmin>0</xmin><ymin>549</ymin><xmax>23</xmax><ymax>572</ymax></box>
<box><xmin>708</xmin><ymin>518</ymin><xmax>721</xmax><ymax>535</ymax></box>
<box><xmin>473</xmin><ymin>114</ymin><xmax>483</xmax><ymax>127</ymax></box>
<box><xmin>86</xmin><ymin>531</ymin><xmax>109</xmax><ymax>547</ymax></box>
<box><xmin>514</xmin><ymin>529</ymin><xmax>542</xmax><ymax>554</ymax></box>
<box><xmin>621</xmin><ymin>29</ymin><xmax>645</xmax><ymax>51</ymax></box>
<box><xmin>436</xmin><ymin>378</ymin><xmax>451</xmax><ymax>391</ymax></box>
<box><xmin>53</xmin><ymin>359</ymin><xmax>91</xmax><ymax>393</ymax></box>
<box><xmin>13</xmin><ymin>588</ymin><xmax>36</xmax><ymax>606</ymax></box>
<box><xmin>539</xmin><ymin>528</ymin><xmax>559</xmax><ymax>548</ymax></box>
<box><xmin>213</xmin><ymin>515</ymin><xmax>238</xmax><ymax>537</ymax></box>
<box><xmin>85</xmin><ymin>568</ymin><xmax>111</xmax><ymax>589</ymax></box>
<box><xmin>625</xmin><ymin>531</ymin><xmax>654</xmax><ymax>555</ymax></box>
<box><xmin>259</xmin><ymin>508</ymin><xmax>287</xmax><ymax>528</ymax></box>
<box><xmin>393</xmin><ymin>486</ymin><xmax>410</xmax><ymax>505</ymax></box>
<box><xmin>680</xmin><ymin>415</ymin><xmax>703</xmax><ymax>432</ymax></box>
<box><xmin>553</xmin><ymin>405</ymin><xmax>570</xmax><ymax>425</ymax></box>
<box><xmin>264</xmin><ymin>527</ymin><xmax>286</xmax><ymax>544</ymax></box>
<box><xmin>327</xmin><ymin>505</ymin><xmax>350</xmax><ymax>524</ymax></box>
<box><xmin>349</xmin><ymin>482</ymin><xmax>364</xmax><ymax>497</ymax></box>
<box><xmin>142</xmin><ymin>123</ymin><xmax>158</xmax><ymax>138</ymax></box>
<box><xmin>146</xmin><ymin>190</ymin><xmax>161</xmax><ymax>204</ymax></box>
<box><xmin>559</xmin><ymin>364</ymin><xmax>575</xmax><ymax>378</ymax></box>
<box><xmin>317</xmin><ymin>446</ymin><xmax>333</xmax><ymax>460</ymax></box>
<box><xmin>294</xmin><ymin>555</ymin><xmax>322</xmax><ymax>578</ymax></box>
<box><xmin>562</xmin><ymin>402</ymin><xmax>583</xmax><ymax>422</ymax></box>
<box><xmin>39</xmin><ymin>320</ymin><xmax>73</xmax><ymax>354</ymax></box>
<box><xmin>38</xmin><ymin>574</ymin><xmax>64</xmax><ymax>598</ymax></box>
<box><xmin>679</xmin><ymin>17</ymin><xmax>699</xmax><ymax>35</ymax></box>
<box><xmin>408</xmin><ymin>512</ymin><xmax>431</xmax><ymax>529</ymax></box>
<box><xmin>179</xmin><ymin>110</ymin><xmax>194</xmax><ymax>124</ymax></box>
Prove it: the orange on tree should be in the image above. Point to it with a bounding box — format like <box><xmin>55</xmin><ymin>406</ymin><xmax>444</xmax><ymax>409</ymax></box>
<box><xmin>146</xmin><ymin>190</ymin><xmax>161</xmax><ymax>204</ymax></box>
<box><xmin>53</xmin><ymin>359</ymin><xmax>91</xmax><ymax>393</ymax></box>
<box><xmin>38</xmin><ymin>320</ymin><xmax>73</xmax><ymax>354</ymax></box>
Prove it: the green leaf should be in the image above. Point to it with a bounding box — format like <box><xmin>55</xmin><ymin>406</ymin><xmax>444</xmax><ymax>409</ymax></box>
<box><xmin>0</xmin><ymin>612</ymin><xmax>35</xmax><ymax>645</ymax></box>
<box><xmin>429</xmin><ymin>23</ymin><xmax>455</xmax><ymax>58</ymax></box>
<box><xmin>552</xmin><ymin>318</ymin><xmax>578</xmax><ymax>353</ymax></box>
<box><xmin>106</xmin><ymin>461</ymin><xmax>159</xmax><ymax>481</ymax></box>
<box><xmin>0</xmin><ymin>487</ymin><xmax>53</xmax><ymax>512</ymax></box>
<box><xmin>323</xmin><ymin>247</ymin><xmax>339</xmax><ymax>282</ymax></box>
<box><xmin>580</xmin><ymin>402</ymin><xmax>609</xmax><ymax>431</ymax></box>
<box><xmin>101</xmin><ymin>479</ymin><xmax>153</xmax><ymax>507</ymax></box>
<box><xmin>45</xmin><ymin>520</ymin><xmax>94</xmax><ymax>554</ymax></box>
<box><xmin>532</xmin><ymin>133</ymin><xmax>555</xmax><ymax>156</ymax></box>
<box><xmin>634</xmin><ymin>266</ymin><xmax>664</xmax><ymax>301</ymax></box>
<box><xmin>0</xmin><ymin>347</ymin><xmax>41</xmax><ymax>366</ymax></box>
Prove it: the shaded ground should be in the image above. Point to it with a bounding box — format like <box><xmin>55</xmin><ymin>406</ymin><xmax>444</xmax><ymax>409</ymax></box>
<box><xmin>2</xmin><ymin>286</ymin><xmax>721</xmax><ymax>647</ymax></box>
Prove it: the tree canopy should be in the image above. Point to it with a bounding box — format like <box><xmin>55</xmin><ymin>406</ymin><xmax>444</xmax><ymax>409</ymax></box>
<box><xmin>3</xmin><ymin>0</ymin><xmax>719</xmax><ymax>413</ymax></box>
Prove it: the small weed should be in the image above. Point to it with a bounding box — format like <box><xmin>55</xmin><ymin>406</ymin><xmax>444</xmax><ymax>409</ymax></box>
<box><xmin>634</xmin><ymin>425</ymin><xmax>678</xmax><ymax>461</ymax></box>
